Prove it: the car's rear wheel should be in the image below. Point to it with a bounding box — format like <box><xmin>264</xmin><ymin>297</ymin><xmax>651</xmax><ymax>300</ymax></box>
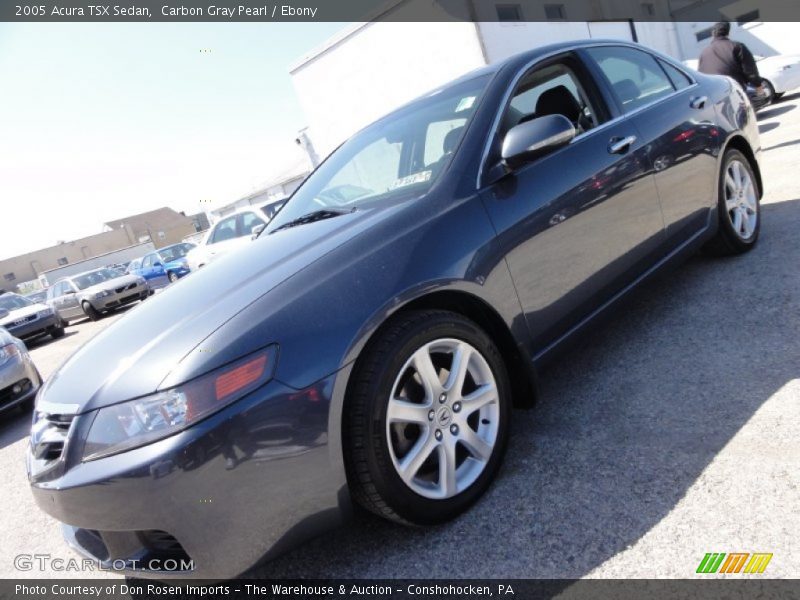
<box><xmin>705</xmin><ymin>149</ymin><xmax>760</xmax><ymax>256</ymax></box>
<box><xmin>761</xmin><ymin>79</ymin><xmax>781</xmax><ymax>101</ymax></box>
<box><xmin>344</xmin><ymin>310</ymin><xmax>511</xmax><ymax>525</ymax></box>
<box><xmin>82</xmin><ymin>301</ymin><xmax>102</xmax><ymax>321</ymax></box>
<box><xmin>50</xmin><ymin>326</ymin><xmax>65</xmax><ymax>339</ymax></box>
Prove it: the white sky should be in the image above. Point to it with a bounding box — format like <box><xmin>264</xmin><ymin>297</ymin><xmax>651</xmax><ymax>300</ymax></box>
<box><xmin>0</xmin><ymin>22</ymin><xmax>345</xmax><ymax>260</ymax></box>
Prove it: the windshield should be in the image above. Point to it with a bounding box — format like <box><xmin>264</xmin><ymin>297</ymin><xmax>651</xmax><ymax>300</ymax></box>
<box><xmin>269</xmin><ymin>74</ymin><xmax>490</xmax><ymax>231</ymax></box>
<box><xmin>0</xmin><ymin>293</ymin><xmax>32</xmax><ymax>311</ymax></box>
<box><xmin>72</xmin><ymin>268</ymin><xmax>125</xmax><ymax>290</ymax></box>
<box><xmin>158</xmin><ymin>243</ymin><xmax>193</xmax><ymax>262</ymax></box>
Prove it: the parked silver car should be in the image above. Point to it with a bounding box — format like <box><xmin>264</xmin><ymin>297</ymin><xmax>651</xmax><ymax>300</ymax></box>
<box><xmin>0</xmin><ymin>326</ymin><xmax>42</xmax><ymax>414</ymax></box>
<box><xmin>0</xmin><ymin>291</ymin><xmax>64</xmax><ymax>342</ymax></box>
<box><xmin>47</xmin><ymin>267</ymin><xmax>149</xmax><ymax>322</ymax></box>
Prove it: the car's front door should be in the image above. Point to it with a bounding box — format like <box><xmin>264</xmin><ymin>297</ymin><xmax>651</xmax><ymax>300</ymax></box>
<box><xmin>143</xmin><ymin>253</ymin><xmax>168</xmax><ymax>287</ymax></box>
<box><xmin>479</xmin><ymin>52</ymin><xmax>666</xmax><ymax>355</ymax></box>
<box><xmin>584</xmin><ymin>45</ymin><xmax>720</xmax><ymax>243</ymax></box>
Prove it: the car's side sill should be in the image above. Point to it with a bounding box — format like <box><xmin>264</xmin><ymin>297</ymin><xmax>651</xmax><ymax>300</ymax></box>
<box><xmin>531</xmin><ymin>220</ymin><xmax>714</xmax><ymax>367</ymax></box>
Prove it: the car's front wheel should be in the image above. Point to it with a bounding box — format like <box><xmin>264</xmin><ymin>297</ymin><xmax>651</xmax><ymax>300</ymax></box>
<box><xmin>344</xmin><ymin>310</ymin><xmax>511</xmax><ymax>525</ymax></box>
<box><xmin>82</xmin><ymin>301</ymin><xmax>102</xmax><ymax>321</ymax></box>
<box><xmin>168</xmin><ymin>271</ymin><xmax>179</xmax><ymax>283</ymax></box>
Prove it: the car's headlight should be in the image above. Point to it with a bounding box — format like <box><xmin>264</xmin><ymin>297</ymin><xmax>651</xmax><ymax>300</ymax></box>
<box><xmin>38</xmin><ymin>308</ymin><xmax>52</xmax><ymax>317</ymax></box>
<box><xmin>0</xmin><ymin>342</ymin><xmax>23</xmax><ymax>366</ymax></box>
<box><xmin>94</xmin><ymin>290</ymin><xmax>112</xmax><ymax>299</ymax></box>
<box><xmin>81</xmin><ymin>345</ymin><xmax>278</xmax><ymax>461</ymax></box>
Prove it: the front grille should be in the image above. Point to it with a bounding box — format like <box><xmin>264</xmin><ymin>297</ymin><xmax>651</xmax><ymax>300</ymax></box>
<box><xmin>141</xmin><ymin>530</ymin><xmax>185</xmax><ymax>554</ymax></box>
<box><xmin>115</xmin><ymin>283</ymin><xmax>137</xmax><ymax>293</ymax></box>
<box><xmin>120</xmin><ymin>293</ymin><xmax>139</xmax><ymax>303</ymax></box>
<box><xmin>0</xmin><ymin>378</ymin><xmax>31</xmax><ymax>407</ymax></box>
<box><xmin>74</xmin><ymin>529</ymin><xmax>110</xmax><ymax>561</ymax></box>
<box><xmin>11</xmin><ymin>314</ymin><xmax>36</xmax><ymax>326</ymax></box>
<box><xmin>69</xmin><ymin>528</ymin><xmax>193</xmax><ymax>571</ymax></box>
<box><xmin>30</xmin><ymin>412</ymin><xmax>75</xmax><ymax>464</ymax></box>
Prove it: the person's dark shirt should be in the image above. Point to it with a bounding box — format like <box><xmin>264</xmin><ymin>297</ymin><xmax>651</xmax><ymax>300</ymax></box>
<box><xmin>698</xmin><ymin>36</ymin><xmax>761</xmax><ymax>88</ymax></box>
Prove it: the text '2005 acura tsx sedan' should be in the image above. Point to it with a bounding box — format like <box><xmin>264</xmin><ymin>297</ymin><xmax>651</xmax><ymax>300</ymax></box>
<box><xmin>28</xmin><ymin>40</ymin><xmax>763</xmax><ymax>579</ymax></box>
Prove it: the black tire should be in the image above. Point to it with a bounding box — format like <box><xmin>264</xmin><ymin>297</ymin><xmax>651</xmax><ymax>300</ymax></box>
<box><xmin>82</xmin><ymin>301</ymin><xmax>102</xmax><ymax>321</ymax></box>
<box><xmin>704</xmin><ymin>149</ymin><xmax>761</xmax><ymax>256</ymax></box>
<box><xmin>344</xmin><ymin>309</ymin><xmax>511</xmax><ymax>526</ymax></box>
<box><xmin>168</xmin><ymin>271</ymin><xmax>179</xmax><ymax>283</ymax></box>
<box><xmin>762</xmin><ymin>79</ymin><xmax>776</xmax><ymax>102</ymax></box>
<box><xmin>50</xmin><ymin>326</ymin><xmax>65</xmax><ymax>340</ymax></box>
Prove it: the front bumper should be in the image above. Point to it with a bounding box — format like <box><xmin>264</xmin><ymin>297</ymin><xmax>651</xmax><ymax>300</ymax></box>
<box><xmin>6</xmin><ymin>312</ymin><xmax>60</xmax><ymax>340</ymax></box>
<box><xmin>770</xmin><ymin>67</ymin><xmax>800</xmax><ymax>94</ymax></box>
<box><xmin>28</xmin><ymin>374</ymin><xmax>348</xmax><ymax>579</ymax></box>
<box><xmin>91</xmin><ymin>287</ymin><xmax>149</xmax><ymax>312</ymax></box>
<box><xmin>0</xmin><ymin>353</ymin><xmax>41</xmax><ymax>413</ymax></box>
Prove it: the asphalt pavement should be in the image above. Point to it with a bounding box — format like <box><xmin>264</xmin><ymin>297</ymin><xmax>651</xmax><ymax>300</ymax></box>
<box><xmin>2</xmin><ymin>93</ymin><xmax>799</xmax><ymax>580</ymax></box>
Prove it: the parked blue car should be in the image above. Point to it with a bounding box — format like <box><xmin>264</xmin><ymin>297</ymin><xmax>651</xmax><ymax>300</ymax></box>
<box><xmin>127</xmin><ymin>242</ymin><xmax>196</xmax><ymax>289</ymax></box>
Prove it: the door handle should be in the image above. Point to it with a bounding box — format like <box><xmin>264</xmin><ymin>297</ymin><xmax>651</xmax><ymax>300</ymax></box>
<box><xmin>690</xmin><ymin>95</ymin><xmax>708</xmax><ymax>109</ymax></box>
<box><xmin>608</xmin><ymin>135</ymin><xmax>636</xmax><ymax>155</ymax></box>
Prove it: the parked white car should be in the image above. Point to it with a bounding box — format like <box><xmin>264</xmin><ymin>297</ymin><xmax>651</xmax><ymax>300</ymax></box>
<box><xmin>754</xmin><ymin>54</ymin><xmax>800</xmax><ymax>100</ymax></box>
<box><xmin>186</xmin><ymin>206</ymin><xmax>271</xmax><ymax>271</ymax></box>
<box><xmin>684</xmin><ymin>54</ymin><xmax>800</xmax><ymax>100</ymax></box>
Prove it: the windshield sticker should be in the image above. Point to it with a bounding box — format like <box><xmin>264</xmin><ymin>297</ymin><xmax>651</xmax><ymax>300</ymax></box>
<box><xmin>455</xmin><ymin>96</ymin><xmax>476</xmax><ymax>112</ymax></box>
<box><xmin>389</xmin><ymin>170</ymin><xmax>432</xmax><ymax>190</ymax></box>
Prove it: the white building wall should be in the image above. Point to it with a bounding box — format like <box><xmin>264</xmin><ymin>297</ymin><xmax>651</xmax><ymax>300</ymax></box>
<box><xmin>477</xmin><ymin>21</ymin><xmax>600</xmax><ymax>63</ymax></box>
<box><xmin>290</xmin><ymin>20</ymin><xmax>486</xmax><ymax>157</ymax></box>
<box><xmin>477</xmin><ymin>21</ymin><xmax>681</xmax><ymax>64</ymax></box>
<box><xmin>676</xmin><ymin>21</ymin><xmax>800</xmax><ymax>61</ymax></box>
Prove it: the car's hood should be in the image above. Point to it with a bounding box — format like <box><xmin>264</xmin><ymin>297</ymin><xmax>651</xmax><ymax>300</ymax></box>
<box><xmin>78</xmin><ymin>274</ymin><xmax>142</xmax><ymax>295</ymax></box>
<box><xmin>0</xmin><ymin>303</ymin><xmax>48</xmax><ymax>325</ymax></box>
<box><xmin>39</xmin><ymin>205</ymin><xmax>398</xmax><ymax>413</ymax></box>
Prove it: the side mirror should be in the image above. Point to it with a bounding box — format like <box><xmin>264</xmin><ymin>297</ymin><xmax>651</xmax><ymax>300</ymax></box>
<box><xmin>251</xmin><ymin>224</ymin><xmax>266</xmax><ymax>240</ymax></box>
<box><xmin>0</xmin><ymin>309</ymin><xmax>9</xmax><ymax>320</ymax></box>
<box><xmin>500</xmin><ymin>114</ymin><xmax>576</xmax><ymax>172</ymax></box>
<box><xmin>154</xmin><ymin>261</ymin><xmax>163</xmax><ymax>268</ymax></box>
<box><xmin>64</xmin><ymin>289</ymin><xmax>76</xmax><ymax>295</ymax></box>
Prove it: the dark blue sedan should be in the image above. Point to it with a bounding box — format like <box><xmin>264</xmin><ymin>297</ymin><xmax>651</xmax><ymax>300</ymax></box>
<box><xmin>127</xmin><ymin>242</ymin><xmax>196</xmax><ymax>289</ymax></box>
<box><xmin>28</xmin><ymin>41</ymin><xmax>762</xmax><ymax>579</ymax></box>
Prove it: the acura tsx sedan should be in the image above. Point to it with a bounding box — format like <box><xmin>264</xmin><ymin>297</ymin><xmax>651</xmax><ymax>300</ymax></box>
<box><xmin>28</xmin><ymin>41</ymin><xmax>762</xmax><ymax>579</ymax></box>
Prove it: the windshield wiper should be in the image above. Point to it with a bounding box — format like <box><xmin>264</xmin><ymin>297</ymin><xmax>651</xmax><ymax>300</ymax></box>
<box><xmin>270</xmin><ymin>207</ymin><xmax>355</xmax><ymax>233</ymax></box>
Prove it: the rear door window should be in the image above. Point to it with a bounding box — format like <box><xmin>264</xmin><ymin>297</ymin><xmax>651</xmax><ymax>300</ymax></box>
<box><xmin>586</xmin><ymin>46</ymin><xmax>676</xmax><ymax>112</ymax></box>
<box><xmin>658</xmin><ymin>59</ymin><xmax>693</xmax><ymax>90</ymax></box>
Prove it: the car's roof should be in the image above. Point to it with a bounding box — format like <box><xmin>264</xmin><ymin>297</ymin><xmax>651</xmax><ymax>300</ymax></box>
<box><xmin>363</xmin><ymin>39</ymin><xmax>645</xmax><ymax>132</ymax></box>
<box><xmin>62</xmin><ymin>266</ymin><xmax>125</xmax><ymax>280</ymax></box>
<box><xmin>427</xmin><ymin>39</ymin><xmax>644</xmax><ymax>91</ymax></box>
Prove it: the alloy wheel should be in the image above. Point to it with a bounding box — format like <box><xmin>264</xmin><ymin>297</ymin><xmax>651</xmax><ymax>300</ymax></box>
<box><xmin>723</xmin><ymin>159</ymin><xmax>758</xmax><ymax>241</ymax></box>
<box><xmin>386</xmin><ymin>338</ymin><xmax>499</xmax><ymax>500</ymax></box>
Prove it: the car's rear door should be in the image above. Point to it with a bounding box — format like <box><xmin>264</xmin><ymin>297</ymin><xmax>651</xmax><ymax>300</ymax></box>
<box><xmin>584</xmin><ymin>45</ymin><xmax>720</xmax><ymax>243</ymax></box>
<box><xmin>479</xmin><ymin>51</ymin><xmax>666</xmax><ymax>355</ymax></box>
